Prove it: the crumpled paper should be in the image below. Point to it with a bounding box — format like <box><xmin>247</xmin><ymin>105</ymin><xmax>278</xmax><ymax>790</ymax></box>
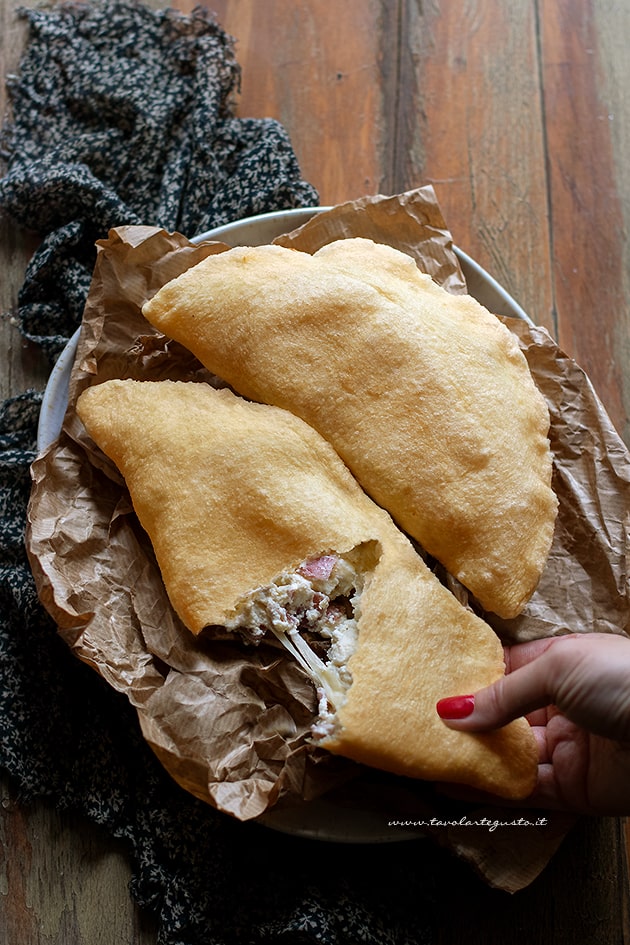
<box><xmin>25</xmin><ymin>186</ymin><xmax>630</xmax><ymax>890</ymax></box>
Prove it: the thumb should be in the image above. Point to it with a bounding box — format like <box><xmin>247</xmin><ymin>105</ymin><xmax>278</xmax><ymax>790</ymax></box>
<box><xmin>436</xmin><ymin>641</ymin><xmax>557</xmax><ymax>732</ymax></box>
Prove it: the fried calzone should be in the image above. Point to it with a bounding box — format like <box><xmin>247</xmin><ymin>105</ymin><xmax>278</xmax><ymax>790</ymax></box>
<box><xmin>76</xmin><ymin>379</ymin><xmax>537</xmax><ymax>799</ymax></box>
<box><xmin>141</xmin><ymin>238</ymin><xmax>557</xmax><ymax>620</ymax></box>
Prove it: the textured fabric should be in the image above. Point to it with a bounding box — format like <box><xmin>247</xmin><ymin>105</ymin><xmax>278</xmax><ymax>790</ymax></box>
<box><xmin>0</xmin><ymin>3</ymin><xmax>436</xmax><ymax>943</ymax></box>
<box><xmin>0</xmin><ymin>0</ymin><xmax>318</xmax><ymax>358</ymax></box>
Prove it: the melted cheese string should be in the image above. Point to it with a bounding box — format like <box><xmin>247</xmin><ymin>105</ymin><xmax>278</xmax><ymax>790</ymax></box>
<box><xmin>269</xmin><ymin>625</ymin><xmax>346</xmax><ymax>710</ymax></box>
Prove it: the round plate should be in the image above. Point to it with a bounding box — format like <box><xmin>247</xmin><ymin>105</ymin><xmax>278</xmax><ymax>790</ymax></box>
<box><xmin>35</xmin><ymin>208</ymin><xmax>532</xmax><ymax>843</ymax></box>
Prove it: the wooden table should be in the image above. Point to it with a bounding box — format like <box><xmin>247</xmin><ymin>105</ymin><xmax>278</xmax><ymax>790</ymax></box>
<box><xmin>1</xmin><ymin>1</ymin><xmax>629</xmax><ymax>942</ymax></box>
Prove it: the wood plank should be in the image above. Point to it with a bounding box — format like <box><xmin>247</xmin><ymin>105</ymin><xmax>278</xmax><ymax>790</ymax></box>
<box><xmin>0</xmin><ymin>225</ymin><xmax>48</xmax><ymax>403</ymax></box>
<box><xmin>395</xmin><ymin>0</ymin><xmax>554</xmax><ymax>335</ymax></box>
<box><xmin>0</xmin><ymin>0</ymin><xmax>48</xmax><ymax>402</ymax></box>
<box><xmin>595</xmin><ymin>0</ymin><xmax>630</xmax><ymax>444</ymax></box>
<box><xmin>433</xmin><ymin>816</ymin><xmax>630</xmax><ymax>945</ymax></box>
<box><xmin>201</xmin><ymin>0</ymin><xmax>396</xmax><ymax>205</ymax></box>
<box><xmin>0</xmin><ymin>777</ymin><xmax>158</xmax><ymax>944</ymax></box>
<box><xmin>540</xmin><ymin>0</ymin><xmax>630</xmax><ymax>442</ymax></box>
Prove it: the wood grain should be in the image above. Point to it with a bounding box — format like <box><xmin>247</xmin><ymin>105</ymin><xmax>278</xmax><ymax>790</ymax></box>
<box><xmin>432</xmin><ymin>816</ymin><xmax>630</xmax><ymax>945</ymax></box>
<box><xmin>208</xmin><ymin>0</ymin><xmax>394</xmax><ymax>203</ymax></box>
<box><xmin>540</xmin><ymin>0</ymin><xmax>630</xmax><ymax>442</ymax></box>
<box><xmin>0</xmin><ymin>0</ymin><xmax>48</xmax><ymax>402</ymax></box>
<box><xmin>396</xmin><ymin>0</ymin><xmax>555</xmax><ymax>336</ymax></box>
<box><xmin>0</xmin><ymin>778</ymin><xmax>158</xmax><ymax>945</ymax></box>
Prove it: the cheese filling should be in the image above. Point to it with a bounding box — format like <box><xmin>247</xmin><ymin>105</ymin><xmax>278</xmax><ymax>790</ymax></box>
<box><xmin>224</xmin><ymin>552</ymin><xmax>365</xmax><ymax>717</ymax></box>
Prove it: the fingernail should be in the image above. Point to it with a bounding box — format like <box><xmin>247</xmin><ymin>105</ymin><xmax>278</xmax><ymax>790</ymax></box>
<box><xmin>436</xmin><ymin>695</ymin><xmax>475</xmax><ymax>720</ymax></box>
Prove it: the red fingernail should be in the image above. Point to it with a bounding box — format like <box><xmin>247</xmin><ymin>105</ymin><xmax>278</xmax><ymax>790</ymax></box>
<box><xmin>436</xmin><ymin>695</ymin><xmax>475</xmax><ymax>720</ymax></box>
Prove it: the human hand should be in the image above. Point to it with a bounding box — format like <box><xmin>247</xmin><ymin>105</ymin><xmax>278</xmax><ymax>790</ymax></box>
<box><xmin>436</xmin><ymin>632</ymin><xmax>630</xmax><ymax>814</ymax></box>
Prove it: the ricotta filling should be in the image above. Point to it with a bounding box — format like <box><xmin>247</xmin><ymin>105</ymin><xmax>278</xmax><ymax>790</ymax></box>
<box><xmin>224</xmin><ymin>552</ymin><xmax>364</xmax><ymax>723</ymax></box>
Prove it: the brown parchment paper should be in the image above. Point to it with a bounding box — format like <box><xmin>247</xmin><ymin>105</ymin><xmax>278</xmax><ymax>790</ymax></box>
<box><xmin>25</xmin><ymin>187</ymin><xmax>630</xmax><ymax>891</ymax></box>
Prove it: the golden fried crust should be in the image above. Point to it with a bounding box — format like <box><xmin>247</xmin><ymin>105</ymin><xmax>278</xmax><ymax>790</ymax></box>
<box><xmin>76</xmin><ymin>379</ymin><xmax>537</xmax><ymax>799</ymax></box>
<box><xmin>76</xmin><ymin>380</ymin><xmax>381</xmax><ymax>632</ymax></box>
<box><xmin>142</xmin><ymin>238</ymin><xmax>557</xmax><ymax>618</ymax></box>
<box><xmin>323</xmin><ymin>534</ymin><xmax>538</xmax><ymax>798</ymax></box>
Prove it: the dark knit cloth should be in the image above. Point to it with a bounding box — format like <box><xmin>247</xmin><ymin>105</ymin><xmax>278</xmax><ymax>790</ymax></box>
<box><xmin>0</xmin><ymin>3</ymin><xmax>437</xmax><ymax>943</ymax></box>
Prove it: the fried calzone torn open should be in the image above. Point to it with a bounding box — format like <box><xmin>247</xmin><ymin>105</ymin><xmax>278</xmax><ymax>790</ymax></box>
<box><xmin>142</xmin><ymin>237</ymin><xmax>558</xmax><ymax>619</ymax></box>
<box><xmin>76</xmin><ymin>379</ymin><xmax>537</xmax><ymax>800</ymax></box>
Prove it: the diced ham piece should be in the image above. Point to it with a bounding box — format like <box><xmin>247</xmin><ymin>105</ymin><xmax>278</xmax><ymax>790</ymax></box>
<box><xmin>298</xmin><ymin>555</ymin><xmax>337</xmax><ymax>581</ymax></box>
